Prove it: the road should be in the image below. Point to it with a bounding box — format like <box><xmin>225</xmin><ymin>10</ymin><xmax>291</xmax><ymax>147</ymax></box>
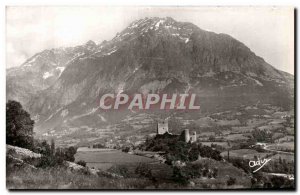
<box><xmin>263</xmin><ymin>145</ymin><xmax>294</xmax><ymax>155</ymax></box>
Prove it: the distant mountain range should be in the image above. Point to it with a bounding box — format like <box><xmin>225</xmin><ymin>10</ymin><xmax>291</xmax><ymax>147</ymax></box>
<box><xmin>7</xmin><ymin>17</ymin><xmax>294</xmax><ymax>138</ymax></box>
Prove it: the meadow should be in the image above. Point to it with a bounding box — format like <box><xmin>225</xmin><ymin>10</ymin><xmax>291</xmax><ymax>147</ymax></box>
<box><xmin>201</xmin><ymin>142</ymin><xmax>230</xmax><ymax>149</ymax></box>
<box><xmin>267</xmin><ymin>142</ymin><xmax>294</xmax><ymax>152</ymax></box>
<box><xmin>221</xmin><ymin>149</ymin><xmax>271</xmax><ymax>160</ymax></box>
<box><xmin>75</xmin><ymin>148</ymin><xmax>160</xmax><ymax>172</ymax></box>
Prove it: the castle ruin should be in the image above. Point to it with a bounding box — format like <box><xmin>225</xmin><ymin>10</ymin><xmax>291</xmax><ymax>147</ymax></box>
<box><xmin>184</xmin><ymin>129</ymin><xmax>197</xmax><ymax>143</ymax></box>
<box><xmin>156</xmin><ymin>120</ymin><xmax>197</xmax><ymax>143</ymax></box>
<box><xmin>157</xmin><ymin>119</ymin><xmax>169</xmax><ymax>134</ymax></box>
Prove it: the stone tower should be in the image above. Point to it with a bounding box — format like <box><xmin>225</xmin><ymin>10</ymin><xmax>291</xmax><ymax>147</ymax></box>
<box><xmin>184</xmin><ymin>129</ymin><xmax>190</xmax><ymax>143</ymax></box>
<box><xmin>191</xmin><ymin>131</ymin><xmax>197</xmax><ymax>143</ymax></box>
<box><xmin>157</xmin><ymin>119</ymin><xmax>169</xmax><ymax>134</ymax></box>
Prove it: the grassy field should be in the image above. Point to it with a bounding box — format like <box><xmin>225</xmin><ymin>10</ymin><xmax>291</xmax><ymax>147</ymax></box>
<box><xmin>270</xmin><ymin>153</ymin><xmax>295</xmax><ymax>163</ymax></box>
<box><xmin>267</xmin><ymin>142</ymin><xmax>294</xmax><ymax>152</ymax></box>
<box><xmin>75</xmin><ymin>149</ymin><xmax>157</xmax><ymax>170</ymax></box>
<box><xmin>6</xmin><ymin>165</ymin><xmax>178</xmax><ymax>189</ymax></box>
<box><xmin>221</xmin><ymin>149</ymin><xmax>271</xmax><ymax>160</ymax></box>
<box><xmin>223</xmin><ymin>134</ymin><xmax>250</xmax><ymax>141</ymax></box>
<box><xmin>7</xmin><ymin>145</ymin><xmax>254</xmax><ymax>189</ymax></box>
<box><xmin>201</xmin><ymin>142</ymin><xmax>230</xmax><ymax>149</ymax></box>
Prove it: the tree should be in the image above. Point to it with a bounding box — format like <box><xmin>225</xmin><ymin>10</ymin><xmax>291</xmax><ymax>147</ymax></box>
<box><xmin>50</xmin><ymin>139</ymin><xmax>55</xmax><ymax>156</ymax></box>
<box><xmin>212</xmin><ymin>167</ymin><xmax>218</xmax><ymax>178</ymax></box>
<box><xmin>40</xmin><ymin>140</ymin><xmax>51</xmax><ymax>156</ymax></box>
<box><xmin>6</xmin><ymin>100</ymin><xmax>34</xmax><ymax>149</ymax></box>
<box><xmin>188</xmin><ymin>143</ymin><xmax>200</xmax><ymax>161</ymax></box>
<box><xmin>77</xmin><ymin>160</ymin><xmax>87</xmax><ymax>167</ymax></box>
<box><xmin>64</xmin><ymin>146</ymin><xmax>77</xmax><ymax>162</ymax></box>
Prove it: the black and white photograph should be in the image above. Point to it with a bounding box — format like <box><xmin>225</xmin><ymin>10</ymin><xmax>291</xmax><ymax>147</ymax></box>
<box><xmin>5</xmin><ymin>6</ymin><xmax>295</xmax><ymax>190</ymax></box>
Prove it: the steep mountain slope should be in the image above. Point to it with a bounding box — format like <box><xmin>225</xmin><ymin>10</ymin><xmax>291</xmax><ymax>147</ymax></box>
<box><xmin>6</xmin><ymin>17</ymin><xmax>294</xmax><ymax>139</ymax></box>
<box><xmin>7</xmin><ymin>40</ymin><xmax>97</xmax><ymax>105</ymax></box>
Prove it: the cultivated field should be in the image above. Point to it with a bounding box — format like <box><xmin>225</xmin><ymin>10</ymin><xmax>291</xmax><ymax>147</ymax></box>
<box><xmin>201</xmin><ymin>142</ymin><xmax>230</xmax><ymax>149</ymax></box>
<box><xmin>75</xmin><ymin>148</ymin><xmax>157</xmax><ymax>170</ymax></box>
<box><xmin>267</xmin><ymin>142</ymin><xmax>294</xmax><ymax>152</ymax></box>
<box><xmin>221</xmin><ymin>149</ymin><xmax>271</xmax><ymax>160</ymax></box>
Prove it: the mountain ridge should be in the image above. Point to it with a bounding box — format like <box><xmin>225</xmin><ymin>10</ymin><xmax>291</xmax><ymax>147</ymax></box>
<box><xmin>6</xmin><ymin>17</ymin><xmax>294</xmax><ymax>139</ymax></box>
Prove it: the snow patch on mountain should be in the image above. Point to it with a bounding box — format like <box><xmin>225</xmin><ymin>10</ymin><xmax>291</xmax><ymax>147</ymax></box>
<box><xmin>23</xmin><ymin>56</ymin><xmax>39</xmax><ymax>67</ymax></box>
<box><xmin>43</xmin><ymin>72</ymin><xmax>53</xmax><ymax>79</ymax></box>
<box><xmin>56</xmin><ymin>66</ymin><xmax>65</xmax><ymax>77</ymax></box>
<box><xmin>155</xmin><ymin>19</ymin><xmax>165</xmax><ymax>30</ymax></box>
<box><xmin>70</xmin><ymin>107</ymin><xmax>99</xmax><ymax>121</ymax></box>
<box><xmin>65</xmin><ymin>52</ymin><xmax>85</xmax><ymax>65</ymax></box>
<box><xmin>98</xmin><ymin>114</ymin><xmax>107</xmax><ymax>122</ymax></box>
<box><xmin>61</xmin><ymin>109</ymin><xmax>69</xmax><ymax>117</ymax></box>
<box><xmin>116</xmin><ymin>83</ymin><xmax>125</xmax><ymax>95</ymax></box>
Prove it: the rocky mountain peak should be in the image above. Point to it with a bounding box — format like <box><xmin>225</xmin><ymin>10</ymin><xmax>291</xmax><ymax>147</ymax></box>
<box><xmin>84</xmin><ymin>40</ymin><xmax>97</xmax><ymax>50</ymax></box>
<box><xmin>110</xmin><ymin>17</ymin><xmax>197</xmax><ymax>44</ymax></box>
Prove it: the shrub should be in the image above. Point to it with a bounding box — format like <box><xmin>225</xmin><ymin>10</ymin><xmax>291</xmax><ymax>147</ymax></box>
<box><xmin>227</xmin><ymin>177</ymin><xmax>236</xmax><ymax>186</ymax></box>
<box><xmin>108</xmin><ymin>165</ymin><xmax>129</xmax><ymax>177</ymax></box>
<box><xmin>76</xmin><ymin>160</ymin><xmax>87</xmax><ymax>167</ymax></box>
<box><xmin>37</xmin><ymin>156</ymin><xmax>59</xmax><ymax>168</ymax></box>
<box><xmin>172</xmin><ymin>165</ymin><xmax>189</xmax><ymax>184</ymax></box>
<box><xmin>64</xmin><ymin>146</ymin><xmax>77</xmax><ymax>162</ymax></box>
<box><xmin>122</xmin><ymin>146</ymin><xmax>130</xmax><ymax>153</ymax></box>
<box><xmin>135</xmin><ymin>163</ymin><xmax>152</xmax><ymax>178</ymax></box>
<box><xmin>172</xmin><ymin>162</ymin><xmax>214</xmax><ymax>184</ymax></box>
<box><xmin>35</xmin><ymin>145</ymin><xmax>77</xmax><ymax>168</ymax></box>
<box><xmin>142</xmin><ymin>134</ymin><xmax>222</xmax><ymax>163</ymax></box>
<box><xmin>270</xmin><ymin>176</ymin><xmax>285</xmax><ymax>188</ymax></box>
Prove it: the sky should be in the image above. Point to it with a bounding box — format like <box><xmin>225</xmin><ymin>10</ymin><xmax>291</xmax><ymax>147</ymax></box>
<box><xmin>6</xmin><ymin>6</ymin><xmax>294</xmax><ymax>74</ymax></box>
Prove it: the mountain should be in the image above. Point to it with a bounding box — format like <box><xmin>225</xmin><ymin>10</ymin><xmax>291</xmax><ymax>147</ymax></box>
<box><xmin>7</xmin><ymin>40</ymin><xmax>97</xmax><ymax>105</ymax></box>
<box><xmin>6</xmin><ymin>17</ymin><xmax>294</xmax><ymax>143</ymax></box>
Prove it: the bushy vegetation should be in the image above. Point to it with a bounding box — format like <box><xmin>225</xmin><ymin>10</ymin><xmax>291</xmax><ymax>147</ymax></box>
<box><xmin>6</xmin><ymin>100</ymin><xmax>77</xmax><ymax>169</ymax></box>
<box><xmin>135</xmin><ymin>163</ymin><xmax>152</xmax><ymax>178</ymax></box>
<box><xmin>6</xmin><ymin>165</ymin><xmax>163</xmax><ymax>189</ymax></box>
<box><xmin>91</xmin><ymin>143</ymin><xmax>105</xmax><ymax>148</ymax></box>
<box><xmin>36</xmin><ymin>143</ymin><xmax>77</xmax><ymax>168</ymax></box>
<box><xmin>141</xmin><ymin>133</ymin><xmax>223</xmax><ymax>164</ymax></box>
<box><xmin>139</xmin><ymin>133</ymin><xmax>224</xmax><ymax>185</ymax></box>
<box><xmin>172</xmin><ymin>162</ymin><xmax>218</xmax><ymax>184</ymax></box>
<box><xmin>252</xmin><ymin>129</ymin><xmax>272</xmax><ymax>142</ymax></box>
<box><xmin>107</xmin><ymin>164</ymin><xmax>129</xmax><ymax>177</ymax></box>
<box><xmin>6</xmin><ymin>100</ymin><xmax>34</xmax><ymax>150</ymax></box>
<box><xmin>76</xmin><ymin>160</ymin><xmax>87</xmax><ymax>167</ymax></box>
<box><xmin>250</xmin><ymin>172</ymin><xmax>295</xmax><ymax>189</ymax></box>
<box><xmin>121</xmin><ymin>146</ymin><xmax>131</xmax><ymax>153</ymax></box>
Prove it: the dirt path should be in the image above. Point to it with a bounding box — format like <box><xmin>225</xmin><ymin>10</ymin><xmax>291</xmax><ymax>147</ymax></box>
<box><xmin>263</xmin><ymin>145</ymin><xmax>294</xmax><ymax>155</ymax></box>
